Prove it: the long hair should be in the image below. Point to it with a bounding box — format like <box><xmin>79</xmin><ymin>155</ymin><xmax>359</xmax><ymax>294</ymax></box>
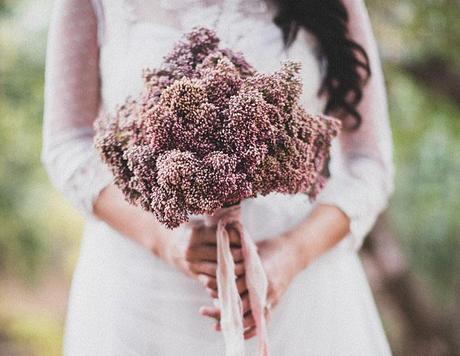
<box><xmin>272</xmin><ymin>0</ymin><xmax>371</xmax><ymax>130</ymax></box>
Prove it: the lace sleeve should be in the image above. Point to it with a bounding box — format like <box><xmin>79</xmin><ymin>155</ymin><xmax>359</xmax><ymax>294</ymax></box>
<box><xmin>41</xmin><ymin>0</ymin><xmax>113</xmax><ymax>218</ymax></box>
<box><xmin>314</xmin><ymin>0</ymin><xmax>396</xmax><ymax>251</ymax></box>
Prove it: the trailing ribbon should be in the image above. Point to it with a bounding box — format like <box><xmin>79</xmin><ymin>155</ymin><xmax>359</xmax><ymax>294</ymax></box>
<box><xmin>199</xmin><ymin>205</ymin><xmax>270</xmax><ymax>356</ymax></box>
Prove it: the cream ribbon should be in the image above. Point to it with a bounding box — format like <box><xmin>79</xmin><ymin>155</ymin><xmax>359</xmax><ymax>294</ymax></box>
<box><xmin>195</xmin><ymin>204</ymin><xmax>270</xmax><ymax>356</ymax></box>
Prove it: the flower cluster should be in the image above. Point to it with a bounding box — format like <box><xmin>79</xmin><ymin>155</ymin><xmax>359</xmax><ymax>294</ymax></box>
<box><xmin>94</xmin><ymin>27</ymin><xmax>341</xmax><ymax>228</ymax></box>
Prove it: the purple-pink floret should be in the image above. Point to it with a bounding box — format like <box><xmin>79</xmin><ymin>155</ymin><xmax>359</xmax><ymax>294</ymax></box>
<box><xmin>94</xmin><ymin>27</ymin><xmax>341</xmax><ymax>229</ymax></box>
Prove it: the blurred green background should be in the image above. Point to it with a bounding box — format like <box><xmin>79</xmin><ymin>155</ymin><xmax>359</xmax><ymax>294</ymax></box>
<box><xmin>0</xmin><ymin>0</ymin><xmax>459</xmax><ymax>355</ymax></box>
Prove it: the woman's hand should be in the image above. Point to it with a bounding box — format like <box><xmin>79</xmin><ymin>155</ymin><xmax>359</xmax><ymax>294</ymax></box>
<box><xmin>200</xmin><ymin>233</ymin><xmax>302</xmax><ymax>340</ymax></box>
<box><xmin>159</xmin><ymin>224</ymin><xmax>246</xmax><ymax>284</ymax></box>
<box><xmin>253</xmin><ymin>235</ymin><xmax>300</xmax><ymax>312</ymax></box>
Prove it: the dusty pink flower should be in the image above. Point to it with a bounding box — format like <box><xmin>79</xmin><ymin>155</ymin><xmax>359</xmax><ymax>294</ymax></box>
<box><xmin>94</xmin><ymin>27</ymin><xmax>341</xmax><ymax>228</ymax></box>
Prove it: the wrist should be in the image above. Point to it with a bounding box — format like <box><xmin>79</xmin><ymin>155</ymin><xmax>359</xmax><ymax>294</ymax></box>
<box><xmin>280</xmin><ymin>204</ymin><xmax>351</xmax><ymax>274</ymax></box>
<box><xmin>280</xmin><ymin>230</ymin><xmax>315</xmax><ymax>276</ymax></box>
<box><xmin>139</xmin><ymin>221</ymin><xmax>176</xmax><ymax>259</ymax></box>
<box><xmin>139</xmin><ymin>227</ymin><xmax>161</xmax><ymax>256</ymax></box>
<box><xmin>149</xmin><ymin>225</ymin><xmax>189</xmax><ymax>271</ymax></box>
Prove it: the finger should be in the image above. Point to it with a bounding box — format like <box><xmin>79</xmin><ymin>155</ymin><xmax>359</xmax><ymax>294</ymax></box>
<box><xmin>240</xmin><ymin>290</ymin><xmax>251</xmax><ymax>314</ymax></box>
<box><xmin>243</xmin><ymin>310</ymin><xmax>256</xmax><ymax>329</ymax></box>
<box><xmin>201</xmin><ymin>291</ymin><xmax>251</xmax><ymax>321</ymax></box>
<box><xmin>197</xmin><ymin>274</ymin><xmax>217</xmax><ymax>290</ymax></box>
<box><xmin>236</xmin><ymin>275</ymin><xmax>247</xmax><ymax>295</ymax></box>
<box><xmin>186</xmin><ymin>245</ymin><xmax>217</xmax><ymax>262</ymax></box>
<box><xmin>199</xmin><ymin>306</ymin><xmax>220</xmax><ymax>321</ymax></box>
<box><xmin>234</xmin><ymin>261</ymin><xmax>245</xmax><ymax>276</ymax></box>
<box><xmin>244</xmin><ymin>326</ymin><xmax>257</xmax><ymax>340</ymax></box>
<box><xmin>191</xmin><ymin>261</ymin><xmax>245</xmax><ymax>277</ymax></box>
<box><xmin>190</xmin><ymin>224</ymin><xmax>241</xmax><ymax>247</ymax></box>
<box><xmin>187</xmin><ymin>245</ymin><xmax>243</xmax><ymax>264</ymax></box>
<box><xmin>190</xmin><ymin>261</ymin><xmax>217</xmax><ymax>277</ymax></box>
<box><xmin>231</xmin><ymin>247</ymin><xmax>244</xmax><ymax>262</ymax></box>
<box><xmin>190</xmin><ymin>225</ymin><xmax>217</xmax><ymax>245</ymax></box>
<box><xmin>208</xmin><ymin>307</ymin><xmax>256</xmax><ymax>329</ymax></box>
<box><xmin>214</xmin><ymin>313</ymin><xmax>257</xmax><ymax>338</ymax></box>
<box><xmin>206</xmin><ymin>287</ymin><xmax>218</xmax><ymax>298</ymax></box>
<box><xmin>226</xmin><ymin>225</ymin><xmax>241</xmax><ymax>246</ymax></box>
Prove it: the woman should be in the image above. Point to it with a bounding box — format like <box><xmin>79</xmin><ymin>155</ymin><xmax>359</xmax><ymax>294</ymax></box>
<box><xmin>42</xmin><ymin>0</ymin><xmax>395</xmax><ymax>354</ymax></box>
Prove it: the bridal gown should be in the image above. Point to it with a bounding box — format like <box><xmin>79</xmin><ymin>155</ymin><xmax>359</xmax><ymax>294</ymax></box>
<box><xmin>42</xmin><ymin>0</ymin><xmax>395</xmax><ymax>355</ymax></box>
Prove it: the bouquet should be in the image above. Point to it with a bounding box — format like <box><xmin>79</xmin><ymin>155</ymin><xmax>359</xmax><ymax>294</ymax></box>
<box><xmin>94</xmin><ymin>27</ymin><xmax>340</xmax><ymax>356</ymax></box>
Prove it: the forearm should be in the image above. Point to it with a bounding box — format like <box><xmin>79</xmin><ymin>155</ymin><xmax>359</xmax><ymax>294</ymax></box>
<box><xmin>93</xmin><ymin>184</ymin><xmax>175</xmax><ymax>256</ymax></box>
<box><xmin>281</xmin><ymin>204</ymin><xmax>351</xmax><ymax>275</ymax></box>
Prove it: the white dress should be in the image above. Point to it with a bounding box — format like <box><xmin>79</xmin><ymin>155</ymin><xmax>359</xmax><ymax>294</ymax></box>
<box><xmin>41</xmin><ymin>0</ymin><xmax>395</xmax><ymax>355</ymax></box>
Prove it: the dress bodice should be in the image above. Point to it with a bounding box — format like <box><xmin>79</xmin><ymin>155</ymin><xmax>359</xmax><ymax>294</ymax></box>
<box><xmin>93</xmin><ymin>0</ymin><xmax>327</xmax><ymax>117</ymax></box>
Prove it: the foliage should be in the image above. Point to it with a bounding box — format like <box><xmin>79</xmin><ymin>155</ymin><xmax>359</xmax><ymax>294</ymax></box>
<box><xmin>1</xmin><ymin>4</ymin><xmax>81</xmax><ymax>353</ymax></box>
<box><xmin>368</xmin><ymin>0</ymin><xmax>460</xmax><ymax>65</ymax></box>
<box><xmin>387</xmin><ymin>68</ymin><xmax>460</xmax><ymax>304</ymax></box>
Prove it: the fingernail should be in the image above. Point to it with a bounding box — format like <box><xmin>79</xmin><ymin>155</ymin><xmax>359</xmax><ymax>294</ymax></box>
<box><xmin>198</xmin><ymin>275</ymin><xmax>206</xmax><ymax>285</ymax></box>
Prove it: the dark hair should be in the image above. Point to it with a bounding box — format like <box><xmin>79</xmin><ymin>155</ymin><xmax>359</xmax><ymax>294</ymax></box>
<box><xmin>271</xmin><ymin>0</ymin><xmax>371</xmax><ymax>130</ymax></box>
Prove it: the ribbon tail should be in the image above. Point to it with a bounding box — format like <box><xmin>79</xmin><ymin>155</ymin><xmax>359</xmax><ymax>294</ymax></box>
<box><xmin>239</xmin><ymin>224</ymin><xmax>270</xmax><ymax>356</ymax></box>
<box><xmin>216</xmin><ymin>219</ymin><xmax>245</xmax><ymax>356</ymax></box>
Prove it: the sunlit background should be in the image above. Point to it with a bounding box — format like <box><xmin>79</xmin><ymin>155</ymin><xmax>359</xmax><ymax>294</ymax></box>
<box><xmin>0</xmin><ymin>0</ymin><xmax>459</xmax><ymax>355</ymax></box>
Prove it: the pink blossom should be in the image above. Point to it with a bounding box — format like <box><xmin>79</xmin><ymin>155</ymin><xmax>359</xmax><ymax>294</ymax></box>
<box><xmin>94</xmin><ymin>27</ymin><xmax>341</xmax><ymax>228</ymax></box>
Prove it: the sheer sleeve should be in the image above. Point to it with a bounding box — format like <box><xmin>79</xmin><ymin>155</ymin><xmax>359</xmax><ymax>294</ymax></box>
<box><xmin>314</xmin><ymin>0</ymin><xmax>395</xmax><ymax>251</ymax></box>
<box><xmin>41</xmin><ymin>0</ymin><xmax>113</xmax><ymax>218</ymax></box>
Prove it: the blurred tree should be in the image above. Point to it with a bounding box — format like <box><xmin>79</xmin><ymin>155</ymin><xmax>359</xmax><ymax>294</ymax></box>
<box><xmin>1</xmin><ymin>23</ymin><xmax>47</xmax><ymax>279</ymax></box>
<box><xmin>368</xmin><ymin>0</ymin><xmax>460</xmax><ymax>106</ymax></box>
<box><xmin>363</xmin><ymin>1</ymin><xmax>460</xmax><ymax>355</ymax></box>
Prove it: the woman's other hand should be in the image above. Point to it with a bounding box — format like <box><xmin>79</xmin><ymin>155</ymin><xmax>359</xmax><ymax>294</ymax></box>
<box><xmin>200</xmin><ymin>234</ymin><xmax>301</xmax><ymax>340</ymax></box>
